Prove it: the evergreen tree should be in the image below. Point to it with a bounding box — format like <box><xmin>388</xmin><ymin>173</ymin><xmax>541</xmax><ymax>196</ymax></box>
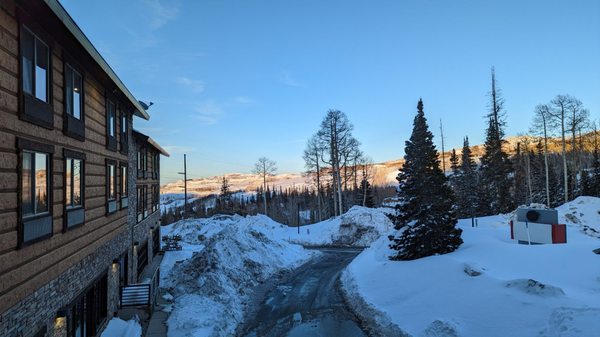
<box><xmin>356</xmin><ymin>179</ymin><xmax>375</xmax><ymax>207</ymax></box>
<box><xmin>592</xmin><ymin>147</ymin><xmax>600</xmax><ymax>197</ymax></box>
<box><xmin>455</xmin><ymin>137</ymin><xmax>479</xmax><ymax>218</ymax></box>
<box><xmin>478</xmin><ymin>118</ymin><xmax>514</xmax><ymax>214</ymax></box>
<box><xmin>388</xmin><ymin>99</ymin><xmax>463</xmax><ymax>261</ymax></box>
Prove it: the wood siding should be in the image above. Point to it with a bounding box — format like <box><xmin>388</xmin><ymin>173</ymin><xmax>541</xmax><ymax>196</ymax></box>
<box><xmin>0</xmin><ymin>2</ymin><xmax>130</xmax><ymax>314</ymax></box>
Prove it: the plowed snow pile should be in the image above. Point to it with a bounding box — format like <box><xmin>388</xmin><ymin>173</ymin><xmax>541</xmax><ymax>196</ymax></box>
<box><xmin>342</xmin><ymin>197</ymin><xmax>600</xmax><ymax>337</ymax></box>
<box><xmin>288</xmin><ymin>206</ymin><xmax>394</xmax><ymax>247</ymax></box>
<box><xmin>160</xmin><ymin>214</ymin><xmax>316</xmax><ymax>337</ymax></box>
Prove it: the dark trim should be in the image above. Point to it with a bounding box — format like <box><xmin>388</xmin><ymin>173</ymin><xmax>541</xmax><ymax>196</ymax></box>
<box><xmin>63</xmin><ymin>148</ymin><xmax>86</xmax><ymax>160</ymax></box>
<box><xmin>62</xmin><ymin>54</ymin><xmax>86</xmax><ymax>141</ymax></box>
<box><xmin>17</xmin><ymin>137</ymin><xmax>54</xmax><ymax>153</ymax></box>
<box><xmin>16</xmin><ymin>138</ymin><xmax>54</xmax><ymax>249</ymax></box>
<box><xmin>63</xmin><ymin>150</ymin><xmax>86</xmax><ymax>232</ymax></box>
<box><xmin>106</xmin><ymin>159</ymin><xmax>117</xmax><ymax>215</ymax></box>
<box><xmin>119</xmin><ymin>110</ymin><xmax>129</xmax><ymax>155</ymax></box>
<box><xmin>106</xmin><ymin>97</ymin><xmax>117</xmax><ymax>151</ymax></box>
<box><xmin>18</xmin><ymin>21</ymin><xmax>54</xmax><ymax>130</ymax></box>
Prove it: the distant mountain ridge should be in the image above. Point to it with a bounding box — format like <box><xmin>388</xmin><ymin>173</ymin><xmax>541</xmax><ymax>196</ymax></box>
<box><xmin>161</xmin><ymin>133</ymin><xmax>596</xmax><ymax>196</ymax></box>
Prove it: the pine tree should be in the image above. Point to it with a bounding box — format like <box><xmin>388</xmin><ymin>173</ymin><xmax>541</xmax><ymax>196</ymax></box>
<box><xmin>455</xmin><ymin>137</ymin><xmax>479</xmax><ymax>218</ymax></box>
<box><xmin>388</xmin><ymin>99</ymin><xmax>463</xmax><ymax>261</ymax></box>
<box><xmin>478</xmin><ymin>118</ymin><xmax>514</xmax><ymax>214</ymax></box>
<box><xmin>592</xmin><ymin>147</ymin><xmax>600</xmax><ymax>197</ymax></box>
<box><xmin>356</xmin><ymin>179</ymin><xmax>374</xmax><ymax>207</ymax></box>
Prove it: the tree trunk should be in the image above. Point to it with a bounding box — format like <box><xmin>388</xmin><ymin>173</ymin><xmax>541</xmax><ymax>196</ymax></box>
<box><xmin>560</xmin><ymin>109</ymin><xmax>568</xmax><ymax>202</ymax></box>
<box><xmin>543</xmin><ymin>118</ymin><xmax>551</xmax><ymax>207</ymax></box>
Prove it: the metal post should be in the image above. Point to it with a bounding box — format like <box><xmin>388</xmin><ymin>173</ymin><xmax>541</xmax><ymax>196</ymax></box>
<box><xmin>297</xmin><ymin>203</ymin><xmax>300</xmax><ymax>234</ymax></box>
<box><xmin>184</xmin><ymin>154</ymin><xmax>187</xmax><ymax>218</ymax></box>
<box><xmin>177</xmin><ymin>154</ymin><xmax>188</xmax><ymax>219</ymax></box>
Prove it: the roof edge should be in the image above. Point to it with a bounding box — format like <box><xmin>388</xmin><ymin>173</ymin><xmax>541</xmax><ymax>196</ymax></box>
<box><xmin>45</xmin><ymin>0</ymin><xmax>150</xmax><ymax>120</ymax></box>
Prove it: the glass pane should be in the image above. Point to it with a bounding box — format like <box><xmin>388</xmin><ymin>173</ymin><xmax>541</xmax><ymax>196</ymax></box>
<box><xmin>65</xmin><ymin>66</ymin><xmax>73</xmax><ymax>116</ymax></box>
<box><xmin>22</xmin><ymin>152</ymin><xmax>33</xmax><ymax>216</ymax></box>
<box><xmin>35</xmin><ymin>152</ymin><xmax>48</xmax><ymax>213</ymax></box>
<box><xmin>35</xmin><ymin>39</ymin><xmax>49</xmax><ymax>102</ymax></box>
<box><xmin>66</xmin><ymin>158</ymin><xmax>72</xmax><ymax>207</ymax></box>
<box><xmin>108</xmin><ymin>102</ymin><xmax>115</xmax><ymax>137</ymax></box>
<box><xmin>21</xmin><ymin>29</ymin><xmax>34</xmax><ymax>95</ymax></box>
<box><xmin>109</xmin><ymin>164</ymin><xmax>115</xmax><ymax>199</ymax></box>
<box><xmin>73</xmin><ymin>159</ymin><xmax>81</xmax><ymax>206</ymax></box>
<box><xmin>121</xmin><ymin>114</ymin><xmax>127</xmax><ymax>134</ymax></box>
<box><xmin>121</xmin><ymin>166</ymin><xmax>127</xmax><ymax>194</ymax></box>
<box><xmin>73</xmin><ymin>69</ymin><xmax>82</xmax><ymax>119</ymax></box>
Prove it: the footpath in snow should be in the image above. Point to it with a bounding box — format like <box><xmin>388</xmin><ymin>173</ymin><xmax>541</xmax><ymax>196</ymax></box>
<box><xmin>160</xmin><ymin>214</ymin><xmax>317</xmax><ymax>337</ymax></box>
<box><xmin>341</xmin><ymin>196</ymin><xmax>600</xmax><ymax>337</ymax></box>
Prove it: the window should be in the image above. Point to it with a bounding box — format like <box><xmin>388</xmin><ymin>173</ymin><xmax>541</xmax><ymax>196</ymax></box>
<box><xmin>152</xmin><ymin>227</ymin><xmax>160</xmax><ymax>257</ymax></box>
<box><xmin>69</xmin><ymin>274</ymin><xmax>108</xmax><ymax>337</ymax></box>
<box><xmin>120</xmin><ymin>164</ymin><xmax>128</xmax><ymax>209</ymax></box>
<box><xmin>21</xmin><ymin>27</ymin><xmax>48</xmax><ymax>102</ymax></box>
<box><xmin>120</xmin><ymin>111</ymin><xmax>128</xmax><ymax>154</ymax></box>
<box><xmin>137</xmin><ymin>148</ymin><xmax>147</xmax><ymax>179</ymax></box>
<box><xmin>153</xmin><ymin>153</ymin><xmax>159</xmax><ymax>179</ymax></box>
<box><xmin>65</xmin><ymin>64</ymin><xmax>82</xmax><ymax>119</ymax></box>
<box><xmin>18</xmin><ymin>138</ymin><xmax>53</xmax><ymax>246</ymax></box>
<box><xmin>63</xmin><ymin>62</ymin><xmax>85</xmax><ymax>140</ymax></box>
<box><xmin>137</xmin><ymin>185</ymin><xmax>146</xmax><ymax>222</ymax></box>
<box><xmin>20</xmin><ymin>25</ymin><xmax>53</xmax><ymax>129</ymax></box>
<box><xmin>106</xmin><ymin>100</ymin><xmax>117</xmax><ymax>150</ymax></box>
<box><xmin>64</xmin><ymin>150</ymin><xmax>85</xmax><ymax>230</ymax></box>
<box><xmin>106</xmin><ymin>160</ymin><xmax>117</xmax><ymax>214</ymax></box>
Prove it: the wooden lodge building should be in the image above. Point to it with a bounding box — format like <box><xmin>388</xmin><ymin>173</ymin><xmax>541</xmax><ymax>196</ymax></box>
<box><xmin>0</xmin><ymin>1</ymin><xmax>169</xmax><ymax>336</ymax></box>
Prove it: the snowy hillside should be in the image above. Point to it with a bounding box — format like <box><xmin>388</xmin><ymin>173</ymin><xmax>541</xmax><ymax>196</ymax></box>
<box><xmin>341</xmin><ymin>197</ymin><xmax>600</xmax><ymax>337</ymax></box>
<box><xmin>159</xmin><ymin>214</ymin><xmax>317</xmax><ymax>337</ymax></box>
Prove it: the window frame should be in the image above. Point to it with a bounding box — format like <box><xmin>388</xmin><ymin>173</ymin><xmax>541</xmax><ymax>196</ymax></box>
<box><xmin>120</xmin><ymin>162</ymin><xmax>128</xmax><ymax>209</ymax></box>
<box><xmin>120</xmin><ymin>110</ymin><xmax>128</xmax><ymax>154</ymax></box>
<box><xmin>63</xmin><ymin>56</ymin><xmax>86</xmax><ymax>141</ymax></box>
<box><xmin>63</xmin><ymin>149</ymin><xmax>86</xmax><ymax>231</ymax></box>
<box><xmin>106</xmin><ymin>159</ymin><xmax>118</xmax><ymax>215</ymax></box>
<box><xmin>105</xmin><ymin>98</ymin><xmax>117</xmax><ymax>151</ymax></box>
<box><xmin>136</xmin><ymin>185</ymin><xmax>146</xmax><ymax>223</ymax></box>
<box><xmin>137</xmin><ymin>147</ymin><xmax>147</xmax><ymax>179</ymax></box>
<box><xmin>19</xmin><ymin>22</ymin><xmax>53</xmax><ymax>130</ymax></box>
<box><xmin>17</xmin><ymin>138</ymin><xmax>54</xmax><ymax>248</ymax></box>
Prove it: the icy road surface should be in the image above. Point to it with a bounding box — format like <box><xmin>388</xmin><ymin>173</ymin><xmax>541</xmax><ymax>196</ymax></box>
<box><xmin>242</xmin><ymin>248</ymin><xmax>367</xmax><ymax>337</ymax></box>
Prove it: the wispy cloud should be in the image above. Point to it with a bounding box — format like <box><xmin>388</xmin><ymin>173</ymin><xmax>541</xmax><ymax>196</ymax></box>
<box><xmin>141</xmin><ymin>0</ymin><xmax>180</xmax><ymax>30</ymax></box>
<box><xmin>191</xmin><ymin>100</ymin><xmax>224</xmax><ymax>125</ymax></box>
<box><xmin>234</xmin><ymin>96</ymin><xmax>255</xmax><ymax>104</ymax></box>
<box><xmin>279</xmin><ymin>70</ymin><xmax>305</xmax><ymax>87</ymax></box>
<box><xmin>177</xmin><ymin>77</ymin><xmax>205</xmax><ymax>93</ymax></box>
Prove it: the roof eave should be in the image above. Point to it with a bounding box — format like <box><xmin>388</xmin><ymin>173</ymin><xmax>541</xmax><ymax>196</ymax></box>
<box><xmin>45</xmin><ymin>0</ymin><xmax>150</xmax><ymax>120</ymax></box>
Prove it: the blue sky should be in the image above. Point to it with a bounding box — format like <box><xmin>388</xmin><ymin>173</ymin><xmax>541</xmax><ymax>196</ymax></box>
<box><xmin>60</xmin><ymin>0</ymin><xmax>600</xmax><ymax>183</ymax></box>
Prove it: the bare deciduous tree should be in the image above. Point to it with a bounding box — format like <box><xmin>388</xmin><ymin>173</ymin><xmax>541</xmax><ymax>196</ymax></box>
<box><xmin>253</xmin><ymin>157</ymin><xmax>277</xmax><ymax>215</ymax></box>
<box><xmin>303</xmin><ymin>134</ymin><xmax>325</xmax><ymax>221</ymax></box>
<box><xmin>531</xmin><ymin>104</ymin><xmax>555</xmax><ymax>206</ymax></box>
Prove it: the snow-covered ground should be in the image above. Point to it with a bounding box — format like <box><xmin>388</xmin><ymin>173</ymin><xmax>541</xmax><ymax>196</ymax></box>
<box><xmin>160</xmin><ymin>214</ymin><xmax>317</xmax><ymax>337</ymax></box>
<box><xmin>287</xmin><ymin>205</ymin><xmax>394</xmax><ymax>247</ymax></box>
<box><xmin>342</xmin><ymin>196</ymin><xmax>600</xmax><ymax>337</ymax></box>
<box><xmin>100</xmin><ymin>318</ymin><xmax>142</xmax><ymax>337</ymax></box>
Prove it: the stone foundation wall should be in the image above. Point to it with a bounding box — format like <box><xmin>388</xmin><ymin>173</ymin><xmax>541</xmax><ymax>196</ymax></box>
<box><xmin>0</xmin><ymin>228</ymin><xmax>129</xmax><ymax>337</ymax></box>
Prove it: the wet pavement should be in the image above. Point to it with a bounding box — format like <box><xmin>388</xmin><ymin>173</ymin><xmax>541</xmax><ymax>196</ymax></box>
<box><xmin>242</xmin><ymin>248</ymin><xmax>367</xmax><ymax>337</ymax></box>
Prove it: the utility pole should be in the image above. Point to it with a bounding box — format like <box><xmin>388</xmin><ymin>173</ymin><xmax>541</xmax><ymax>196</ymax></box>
<box><xmin>440</xmin><ymin>119</ymin><xmax>446</xmax><ymax>173</ymax></box>
<box><xmin>177</xmin><ymin>154</ymin><xmax>188</xmax><ymax>218</ymax></box>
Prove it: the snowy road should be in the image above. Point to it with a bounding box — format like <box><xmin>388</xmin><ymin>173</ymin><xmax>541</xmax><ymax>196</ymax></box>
<box><xmin>241</xmin><ymin>248</ymin><xmax>368</xmax><ymax>337</ymax></box>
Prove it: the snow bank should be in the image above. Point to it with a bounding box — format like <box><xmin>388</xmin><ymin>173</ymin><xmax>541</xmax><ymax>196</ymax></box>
<box><xmin>100</xmin><ymin>318</ymin><xmax>142</xmax><ymax>337</ymax></box>
<box><xmin>161</xmin><ymin>214</ymin><xmax>316</xmax><ymax>337</ymax></box>
<box><xmin>288</xmin><ymin>206</ymin><xmax>394</xmax><ymax>247</ymax></box>
<box><xmin>342</xmin><ymin>197</ymin><xmax>600</xmax><ymax>337</ymax></box>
